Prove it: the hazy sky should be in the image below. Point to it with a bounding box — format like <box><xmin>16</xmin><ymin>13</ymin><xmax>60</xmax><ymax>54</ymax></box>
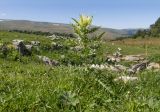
<box><xmin>0</xmin><ymin>0</ymin><xmax>160</xmax><ymax>29</ymax></box>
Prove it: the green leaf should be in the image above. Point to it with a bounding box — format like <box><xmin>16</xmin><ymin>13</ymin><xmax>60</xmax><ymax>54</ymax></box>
<box><xmin>88</xmin><ymin>27</ymin><xmax>100</xmax><ymax>34</ymax></box>
<box><xmin>96</xmin><ymin>79</ymin><xmax>115</xmax><ymax>96</ymax></box>
<box><xmin>72</xmin><ymin>18</ymin><xmax>80</xmax><ymax>26</ymax></box>
<box><xmin>97</xmin><ymin>32</ymin><xmax>105</xmax><ymax>40</ymax></box>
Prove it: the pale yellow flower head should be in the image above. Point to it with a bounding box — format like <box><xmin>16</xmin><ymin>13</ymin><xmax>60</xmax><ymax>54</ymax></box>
<box><xmin>79</xmin><ymin>15</ymin><xmax>92</xmax><ymax>27</ymax></box>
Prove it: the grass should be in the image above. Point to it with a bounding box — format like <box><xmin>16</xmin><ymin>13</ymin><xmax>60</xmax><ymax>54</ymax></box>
<box><xmin>107</xmin><ymin>38</ymin><xmax>160</xmax><ymax>62</ymax></box>
<box><xmin>0</xmin><ymin>31</ymin><xmax>160</xmax><ymax>112</ymax></box>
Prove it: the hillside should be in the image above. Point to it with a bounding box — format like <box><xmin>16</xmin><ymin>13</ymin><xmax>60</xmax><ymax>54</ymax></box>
<box><xmin>0</xmin><ymin>19</ymin><xmax>137</xmax><ymax>39</ymax></box>
<box><xmin>133</xmin><ymin>17</ymin><xmax>160</xmax><ymax>38</ymax></box>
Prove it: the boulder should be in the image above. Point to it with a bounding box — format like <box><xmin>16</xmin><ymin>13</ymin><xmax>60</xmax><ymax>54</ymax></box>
<box><xmin>31</xmin><ymin>41</ymin><xmax>40</xmax><ymax>46</ymax></box>
<box><xmin>109</xmin><ymin>65</ymin><xmax>120</xmax><ymax>72</ymax></box>
<box><xmin>51</xmin><ymin>42</ymin><xmax>63</xmax><ymax>50</ymax></box>
<box><xmin>122</xmin><ymin>55</ymin><xmax>144</xmax><ymax>62</ymax></box>
<box><xmin>114</xmin><ymin>64</ymin><xmax>128</xmax><ymax>71</ymax></box>
<box><xmin>12</xmin><ymin>39</ymin><xmax>24</xmax><ymax>49</ymax></box>
<box><xmin>25</xmin><ymin>45</ymin><xmax>33</xmax><ymax>51</ymax></box>
<box><xmin>128</xmin><ymin>60</ymin><xmax>149</xmax><ymax>74</ymax></box>
<box><xmin>48</xmin><ymin>34</ymin><xmax>56</xmax><ymax>38</ymax></box>
<box><xmin>18</xmin><ymin>42</ymin><xmax>31</xmax><ymax>56</ymax></box>
<box><xmin>38</xmin><ymin>55</ymin><xmax>59</xmax><ymax>66</ymax></box>
<box><xmin>147</xmin><ymin>62</ymin><xmax>160</xmax><ymax>70</ymax></box>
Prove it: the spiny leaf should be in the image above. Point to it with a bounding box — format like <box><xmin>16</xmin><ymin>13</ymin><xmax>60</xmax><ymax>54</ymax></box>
<box><xmin>96</xmin><ymin>79</ymin><xmax>115</xmax><ymax>96</ymax></box>
<box><xmin>97</xmin><ymin>32</ymin><xmax>105</xmax><ymax>40</ymax></box>
<box><xmin>88</xmin><ymin>27</ymin><xmax>100</xmax><ymax>34</ymax></box>
<box><xmin>72</xmin><ymin>18</ymin><xmax>80</xmax><ymax>26</ymax></box>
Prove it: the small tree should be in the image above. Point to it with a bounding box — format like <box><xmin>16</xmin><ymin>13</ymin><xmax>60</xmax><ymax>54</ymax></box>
<box><xmin>72</xmin><ymin>15</ymin><xmax>105</xmax><ymax>63</ymax></box>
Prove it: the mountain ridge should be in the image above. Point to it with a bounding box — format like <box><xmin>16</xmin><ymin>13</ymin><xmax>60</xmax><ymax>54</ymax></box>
<box><xmin>0</xmin><ymin>19</ymin><xmax>138</xmax><ymax>39</ymax></box>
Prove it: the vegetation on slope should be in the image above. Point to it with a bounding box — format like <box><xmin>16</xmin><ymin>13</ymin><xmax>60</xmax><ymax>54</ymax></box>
<box><xmin>133</xmin><ymin>17</ymin><xmax>160</xmax><ymax>38</ymax></box>
<box><xmin>0</xmin><ymin>19</ymin><xmax>137</xmax><ymax>40</ymax></box>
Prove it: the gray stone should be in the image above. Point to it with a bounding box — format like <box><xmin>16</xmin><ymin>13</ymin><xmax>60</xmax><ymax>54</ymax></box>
<box><xmin>51</xmin><ymin>42</ymin><xmax>63</xmax><ymax>50</ymax></box>
<box><xmin>31</xmin><ymin>41</ymin><xmax>40</xmax><ymax>46</ymax></box>
<box><xmin>38</xmin><ymin>55</ymin><xmax>59</xmax><ymax>66</ymax></box>
<box><xmin>147</xmin><ymin>62</ymin><xmax>160</xmax><ymax>70</ymax></box>
<box><xmin>128</xmin><ymin>60</ymin><xmax>149</xmax><ymax>74</ymax></box>
<box><xmin>25</xmin><ymin>45</ymin><xmax>33</xmax><ymax>51</ymax></box>
<box><xmin>18</xmin><ymin>42</ymin><xmax>31</xmax><ymax>56</ymax></box>
<box><xmin>12</xmin><ymin>39</ymin><xmax>24</xmax><ymax>49</ymax></box>
<box><xmin>115</xmin><ymin>64</ymin><xmax>128</xmax><ymax>71</ymax></box>
<box><xmin>109</xmin><ymin>65</ymin><xmax>120</xmax><ymax>72</ymax></box>
<box><xmin>122</xmin><ymin>55</ymin><xmax>144</xmax><ymax>62</ymax></box>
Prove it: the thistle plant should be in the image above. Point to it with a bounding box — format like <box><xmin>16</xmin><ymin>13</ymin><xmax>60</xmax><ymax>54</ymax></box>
<box><xmin>72</xmin><ymin>15</ymin><xmax>105</xmax><ymax>48</ymax></box>
<box><xmin>72</xmin><ymin>15</ymin><xmax>105</xmax><ymax>63</ymax></box>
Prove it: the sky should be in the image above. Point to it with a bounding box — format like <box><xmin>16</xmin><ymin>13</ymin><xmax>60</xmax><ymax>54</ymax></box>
<box><xmin>0</xmin><ymin>0</ymin><xmax>160</xmax><ymax>29</ymax></box>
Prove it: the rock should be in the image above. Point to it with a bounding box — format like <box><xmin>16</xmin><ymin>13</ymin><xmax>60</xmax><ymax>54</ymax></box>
<box><xmin>18</xmin><ymin>42</ymin><xmax>31</xmax><ymax>56</ymax></box>
<box><xmin>128</xmin><ymin>60</ymin><xmax>150</xmax><ymax>74</ymax></box>
<box><xmin>106</xmin><ymin>56</ymin><xmax>121</xmax><ymax>63</ymax></box>
<box><xmin>115</xmin><ymin>64</ymin><xmax>128</xmax><ymax>71</ymax></box>
<box><xmin>122</xmin><ymin>55</ymin><xmax>144</xmax><ymax>62</ymax></box>
<box><xmin>127</xmin><ymin>69</ymin><xmax>135</xmax><ymax>75</ymax></box>
<box><xmin>31</xmin><ymin>41</ymin><xmax>40</xmax><ymax>46</ymax></box>
<box><xmin>90</xmin><ymin>64</ymin><xmax>109</xmax><ymax>70</ymax></box>
<box><xmin>109</xmin><ymin>65</ymin><xmax>120</xmax><ymax>72</ymax></box>
<box><xmin>48</xmin><ymin>34</ymin><xmax>56</xmax><ymax>38</ymax></box>
<box><xmin>12</xmin><ymin>39</ymin><xmax>24</xmax><ymax>49</ymax></box>
<box><xmin>147</xmin><ymin>62</ymin><xmax>160</xmax><ymax>70</ymax></box>
<box><xmin>114</xmin><ymin>76</ymin><xmax>138</xmax><ymax>83</ymax></box>
<box><xmin>50</xmin><ymin>60</ymin><xmax>59</xmax><ymax>66</ymax></box>
<box><xmin>51</xmin><ymin>42</ymin><xmax>63</xmax><ymax>50</ymax></box>
<box><xmin>48</xmin><ymin>35</ymin><xmax>60</xmax><ymax>40</ymax></box>
<box><xmin>38</xmin><ymin>55</ymin><xmax>59</xmax><ymax>66</ymax></box>
<box><xmin>25</xmin><ymin>45</ymin><xmax>33</xmax><ymax>51</ymax></box>
<box><xmin>12</xmin><ymin>39</ymin><xmax>32</xmax><ymax>54</ymax></box>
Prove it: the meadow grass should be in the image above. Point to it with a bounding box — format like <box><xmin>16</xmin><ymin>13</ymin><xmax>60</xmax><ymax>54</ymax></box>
<box><xmin>0</xmin><ymin>31</ymin><xmax>160</xmax><ymax>112</ymax></box>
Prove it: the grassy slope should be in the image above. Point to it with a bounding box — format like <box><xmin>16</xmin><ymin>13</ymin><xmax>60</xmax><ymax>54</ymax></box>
<box><xmin>0</xmin><ymin>31</ymin><xmax>160</xmax><ymax>112</ymax></box>
<box><xmin>0</xmin><ymin>20</ymin><xmax>137</xmax><ymax>39</ymax></box>
<box><xmin>108</xmin><ymin>38</ymin><xmax>160</xmax><ymax>62</ymax></box>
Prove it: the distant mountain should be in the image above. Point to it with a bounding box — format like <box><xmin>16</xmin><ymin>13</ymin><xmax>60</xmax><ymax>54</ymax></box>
<box><xmin>0</xmin><ymin>19</ymin><xmax>138</xmax><ymax>39</ymax></box>
<box><xmin>133</xmin><ymin>17</ymin><xmax>160</xmax><ymax>38</ymax></box>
